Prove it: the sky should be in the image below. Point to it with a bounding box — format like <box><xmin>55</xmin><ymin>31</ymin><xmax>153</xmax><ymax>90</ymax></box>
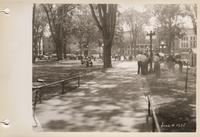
<box><xmin>118</xmin><ymin>4</ymin><xmax>145</xmax><ymax>12</ymax></box>
<box><xmin>118</xmin><ymin>4</ymin><xmax>193</xmax><ymax>32</ymax></box>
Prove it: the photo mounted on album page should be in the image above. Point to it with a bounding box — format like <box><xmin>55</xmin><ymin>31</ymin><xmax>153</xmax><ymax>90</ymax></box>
<box><xmin>0</xmin><ymin>0</ymin><xmax>199</xmax><ymax>137</ymax></box>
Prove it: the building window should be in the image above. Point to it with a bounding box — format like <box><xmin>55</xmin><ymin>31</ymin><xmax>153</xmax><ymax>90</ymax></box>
<box><xmin>194</xmin><ymin>41</ymin><xmax>196</xmax><ymax>48</ymax></box>
<box><xmin>181</xmin><ymin>42</ymin><xmax>185</xmax><ymax>48</ymax></box>
<box><xmin>190</xmin><ymin>41</ymin><xmax>193</xmax><ymax>48</ymax></box>
<box><xmin>185</xmin><ymin>42</ymin><xmax>188</xmax><ymax>48</ymax></box>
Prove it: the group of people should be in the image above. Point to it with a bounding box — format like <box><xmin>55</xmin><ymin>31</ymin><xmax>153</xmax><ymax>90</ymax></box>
<box><xmin>114</xmin><ymin>54</ymin><xmax>129</xmax><ymax>61</ymax></box>
<box><xmin>136</xmin><ymin>52</ymin><xmax>185</xmax><ymax>77</ymax></box>
<box><xmin>166</xmin><ymin>55</ymin><xmax>184</xmax><ymax>73</ymax></box>
<box><xmin>136</xmin><ymin>52</ymin><xmax>161</xmax><ymax>77</ymax></box>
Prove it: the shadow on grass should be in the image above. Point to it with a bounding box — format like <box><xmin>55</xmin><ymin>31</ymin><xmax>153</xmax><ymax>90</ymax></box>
<box><xmin>146</xmin><ymin>69</ymin><xmax>196</xmax><ymax>132</ymax></box>
<box><xmin>157</xmin><ymin>99</ymin><xmax>196</xmax><ymax>132</ymax></box>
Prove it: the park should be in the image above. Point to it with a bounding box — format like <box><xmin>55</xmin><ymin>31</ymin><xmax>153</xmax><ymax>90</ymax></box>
<box><xmin>32</xmin><ymin>4</ymin><xmax>197</xmax><ymax>132</ymax></box>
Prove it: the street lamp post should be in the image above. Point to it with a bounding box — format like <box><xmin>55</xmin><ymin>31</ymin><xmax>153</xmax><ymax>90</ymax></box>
<box><xmin>146</xmin><ymin>31</ymin><xmax>155</xmax><ymax>72</ymax></box>
<box><xmin>160</xmin><ymin>41</ymin><xmax>165</xmax><ymax>53</ymax></box>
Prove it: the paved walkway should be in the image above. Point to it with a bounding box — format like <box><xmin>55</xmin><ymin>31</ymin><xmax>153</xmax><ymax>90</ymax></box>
<box><xmin>34</xmin><ymin>61</ymin><xmax>151</xmax><ymax>132</ymax></box>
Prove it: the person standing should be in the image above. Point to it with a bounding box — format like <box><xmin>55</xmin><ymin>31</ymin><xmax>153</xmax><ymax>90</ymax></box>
<box><xmin>138</xmin><ymin>60</ymin><xmax>143</xmax><ymax>74</ymax></box>
<box><xmin>136</xmin><ymin>53</ymin><xmax>143</xmax><ymax>74</ymax></box>
<box><xmin>136</xmin><ymin>53</ymin><xmax>146</xmax><ymax>75</ymax></box>
<box><xmin>167</xmin><ymin>55</ymin><xmax>175</xmax><ymax>72</ymax></box>
<box><xmin>141</xmin><ymin>54</ymin><xmax>148</xmax><ymax>75</ymax></box>
<box><xmin>154</xmin><ymin>53</ymin><xmax>161</xmax><ymax>77</ymax></box>
<box><xmin>143</xmin><ymin>54</ymin><xmax>150</xmax><ymax>75</ymax></box>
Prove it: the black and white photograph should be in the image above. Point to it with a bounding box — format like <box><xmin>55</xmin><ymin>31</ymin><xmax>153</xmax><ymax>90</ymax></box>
<box><xmin>32</xmin><ymin>3</ymin><xmax>197</xmax><ymax>132</ymax></box>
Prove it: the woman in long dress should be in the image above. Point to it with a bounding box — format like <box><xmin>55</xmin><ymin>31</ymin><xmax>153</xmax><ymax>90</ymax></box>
<box><xmin>154</xmin><ymin>54</ymin><xmax>161</xmax><ymax>77</ymax></box>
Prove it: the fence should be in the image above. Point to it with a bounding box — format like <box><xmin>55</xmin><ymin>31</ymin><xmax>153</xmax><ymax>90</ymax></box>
<box><xmin>147</xmin><ymin>95</ymin><xmax>161</xmax><ymax>132</ymax></box>
<box><xmin>32</xmin><ymin>73</ymin><xmax>81</xmax><ymax>113</ymax></box>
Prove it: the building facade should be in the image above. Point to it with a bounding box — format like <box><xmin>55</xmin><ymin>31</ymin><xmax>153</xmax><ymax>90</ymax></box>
<box><xmin>175</xmin><ymin>28</ymin><xmax>197</xmax><ymax>66</ymax></box>
<box><xmin>178</xmin><ymin>28</ymin><xmax>197</xmax><ymax>50</ymax></box>
<box><xmin>122</xmin><ymin>31</ymin><xmax>158</xmax><ymax>56</ymax></box>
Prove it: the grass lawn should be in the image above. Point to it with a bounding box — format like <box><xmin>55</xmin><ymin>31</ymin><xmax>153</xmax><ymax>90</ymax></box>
<box><xmin>146</xmin><ymin>64</ymin><xmax>196</xmax><ymax>132</ymax></box>
<box><xmin>33</xmin><ymin>59</ymin><xmax>103</xmax><ymax>101</ymax></box>
<box><xmin>33</xmin><ymin>59</ymin><xmax>104</xmax><ymax>82</ymax></box>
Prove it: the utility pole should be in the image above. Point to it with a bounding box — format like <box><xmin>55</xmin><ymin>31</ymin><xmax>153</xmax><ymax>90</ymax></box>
<box><xmin>146</xmin><ymin>31</ymin><xmax>155</xmax><ymax>72</ymax></box>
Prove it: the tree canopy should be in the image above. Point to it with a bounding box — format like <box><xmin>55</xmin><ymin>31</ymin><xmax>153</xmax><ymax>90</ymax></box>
<box><xmin>153</xmin><ymin>4</ymin><xmax>186</xmax><ymax>54</ymax></box>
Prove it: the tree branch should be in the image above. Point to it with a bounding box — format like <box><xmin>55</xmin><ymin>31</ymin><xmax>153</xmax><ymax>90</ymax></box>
<box><xmin>42</xmin><ymin>4</ymin><xmax>56</xmax><ymax>41</ymax></box>
<box><xmin>97</xmin><ymin>5</ymin><xmax>104</xmax><ymax>28</ymax></box>
<box><xmin>109</xmin><ymin>5</ymin><xmax>117</xmax><ymax>42</ymax></box>
<box><xmin>101</xmin><ymin>4</ymin><xmax>107</xmax><ymax>15</ymax></box>
<box><xmin>89</xmin><ymin>4</ymin><xmax>103</xmax><ymax>31</ymax></box>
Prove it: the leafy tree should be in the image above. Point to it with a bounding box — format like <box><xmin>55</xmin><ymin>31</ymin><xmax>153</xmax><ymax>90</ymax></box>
<box><xmin>32</xmin><ymin>4</ymin><xmax>47</xmax><ymax>63</ymax></box>
<box><xmin>123</xmin><ymin>8</ymin><xmax>150</xmax><ymax>56</ymax></box>
<box><xmin>153</xmin><ymin>4</ymin><xmax>185</xmax><ymax>55</ymax></box>
<box><xmin>42</xmin><ymin>4</ymin><xmax>76</xmax><ymax>60</ymax></box>
<box><xmin>73</xmin><ymin>5</ymin><xmax>100</xmax><ymax>57</ymax></box>
<box><xmin>112</xmin><ymin>18</ymin><xmax>125</xmax><ymax>56</ymax></box>
<box><xmin>184</xmin><ymin>4</ymin><xmax>197</xmax><ymax>35</ymax></box>
<box><xmin>90</xmin><ymin>4</ymin><xmax>117</xmax><ymax>68</ymax></box>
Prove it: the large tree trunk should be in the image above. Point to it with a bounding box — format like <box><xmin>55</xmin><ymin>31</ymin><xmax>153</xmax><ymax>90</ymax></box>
<box><xmin>38</xmin><ymin>36</ymin><xmax>42</xmax><ymax>55</ymax></box>
<box><xmin>43</xmin><ymin>4</ymin><xmax>63</xmax><ymax>61</ymax></box>
<box><xmin>103</xmin><ymin>38</ymin><xmax>112</xmax><ymax>68</ymax></box>
<box><xmin>56</xmin><ymin>38</ymin><xmax>63</xmax><ymax>60</ymax></box>
<box><xmin>54</xmin><ymin>27</ymin><xmax>63</xmax><ymax>60</ymax></box>
<box><xmin>63</xmin><ymin>43</ymin><xmax>66</xmax><ymax>59</ymax></box>
<box><xmin>90</xmin><ymin>4</ymin><xmax>117</xmax><ymax>68</ymax></box>
<box><xmin>168</xmin><ymin>35</ymin><xmax>175</xmax><ymax>55</ymax></box>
